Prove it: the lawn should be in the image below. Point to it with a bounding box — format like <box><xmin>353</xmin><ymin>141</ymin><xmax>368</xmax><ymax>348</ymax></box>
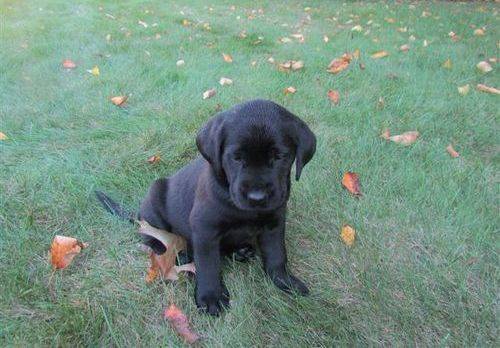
<box><xmin>1</xmin><ymin>0</ymin><xmax>498</xmax><ymax>346</ymax></box>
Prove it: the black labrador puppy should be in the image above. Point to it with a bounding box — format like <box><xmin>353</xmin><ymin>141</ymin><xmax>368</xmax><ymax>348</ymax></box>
<box><xmin>97</xmin><ymin>99</ymin><xmax>316</xmax><ymax>316</ymax></box>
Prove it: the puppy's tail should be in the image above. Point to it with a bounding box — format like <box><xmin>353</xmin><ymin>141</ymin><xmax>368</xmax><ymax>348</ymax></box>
<box><xmin>95</xmin><ymin>190</ymin><xmax>136</xmax><ymax>223</ymax></box>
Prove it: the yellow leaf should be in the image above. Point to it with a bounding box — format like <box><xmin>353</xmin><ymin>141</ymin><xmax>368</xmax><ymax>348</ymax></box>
<box><xmin>371</xmin><ymin>50</ymin><xmax>389</xmax><ymax>59</ymax></box>
<box><xmin>88</xmin><ymin>66</ymin><xmax>100</xmax><ymax>76</ymax></box>
<box><xmin>340</xmin><ymin>225</ymin><xmax>355</xmax><ymax>246</ymax></box>
<box><xmin>0</xmin><ymin>132</ymin><xmax>7</xmax><ymax>140</ymax></box>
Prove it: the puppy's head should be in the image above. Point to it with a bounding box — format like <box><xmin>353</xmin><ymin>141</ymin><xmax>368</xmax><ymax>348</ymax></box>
<box><xmin>196</xmin><ymin>100</ymin><xmax>316</xmax><ymax>211</ymax></box>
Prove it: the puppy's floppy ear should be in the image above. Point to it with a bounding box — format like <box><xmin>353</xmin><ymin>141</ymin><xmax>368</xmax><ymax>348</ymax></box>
<box><xmin>280</xmin><ymin>108</ymin><xmax>316</xmax><ymax>181</ymax></box>
<box><xmin>196</xmin><ymin>114</ymin><xmax>226</xmax><ymax>179</ymax></box>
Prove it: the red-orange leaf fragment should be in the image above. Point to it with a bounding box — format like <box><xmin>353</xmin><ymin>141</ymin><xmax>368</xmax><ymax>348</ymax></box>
<box><xmin>147</xmin><ymin>155</ymin><xmax>161</xmax><ymax>164</ymax></box>
<box><xmin>164</xmin><ymin>304</ymin><xmax>200</xmax><ymax>344</ymax></box>
<box><xmin>327</xmin><ymin>54</ymin><xmax>351</xmax><ymax>74</ymax></box>
<box><xmin>327</xmin><ymin>90</ymin><xmax>340</xmax><ymax>105</ymax></box>
<box><xmin>110</xmin><ymin>95</ymin><xmax>128</xmax><ymax>106</ymax></box>
<box><xmin>476</xmin><ymin>84</ymin><xmax>500</xmax><ymax>95</ymax></box>
<box><xmin>222</xmin><ymin>53</ymin><xmax>233</xmax><ymax>63</ymax></box>
<box><xmin>342</xmin><ymin>172</ymin><xmax>361</xmax><ymax>196</ymax></box>
<box><xmin>50</xmin><ymin>235</ymin><xmax>88</xmax><ymax>269</ymax></box>
<box><xmin>62</xmin><ymin>59</ymin><xmax>77</xmax><ymax>69</ymax></box>
<box><xmin>446</xmin><ymin>145</ymin><xmax>459</xmax><ymax>158</ymax></box>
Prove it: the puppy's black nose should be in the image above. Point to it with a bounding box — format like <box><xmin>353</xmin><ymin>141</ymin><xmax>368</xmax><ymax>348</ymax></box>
<box><xmin>247</xmin><ymin>190</ymin><xmax>267</xmax><ymax>203</ymax></box>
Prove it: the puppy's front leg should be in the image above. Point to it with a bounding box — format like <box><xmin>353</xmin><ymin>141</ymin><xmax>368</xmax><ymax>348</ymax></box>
<box><xmin>258</xmin><ymin>220</ymin><xmax>309</xmax><ymax>295</ymax></box>
<box><xmin>192</xmin><ymin>232</ymin><xmax>229</xmax><ymax>316</ymax></box>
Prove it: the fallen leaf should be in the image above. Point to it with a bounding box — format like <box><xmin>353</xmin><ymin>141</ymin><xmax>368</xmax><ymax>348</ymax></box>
<box><xmin>340</xmin><ymin>225</ymin><xmax>355</xmax><ymax>246</ymax></box>
<box><xmin>202</xmin><ymin>89</ymin><xmax>216</xmax><ymax>100</ymax></box>
<box><xmin>458</xmin><ymin>84</ymin><xmax>470</xmax><ymax>96</ymax></box>
<box><xmin>476</xmin><ymin>61</ymin><xmax>492</xmax><ymax>73</ymax></box>
<box><xmin>377</xmin><ymin>97</ymin><xmax>385</xmax><ymax>109</ymax></box>
<box><xmin>327</xmin><ymin>90</ymin><xmax>340</xmax><ymax>105</ymax></box>
<box><xmin>323</xmin><ymin>35</ymin><xmax>329</xmax><ymax>43</ymax></box>
<box><xmin>222</xmin><ymin>53</ymin><xmax>233</xmax><ymax>63</ymax></box>
<box><xmin>474</xmin><ymin>28</ymin><xmax>485</xmax><ymax>36</ymax></box>
<box><xmin>182</xmin><ymin>19</ymin><xmax>191</xmax><ymax>27</ymax></box>
<box><xmin>50</xmin><ymin>235</ymin><xmax>88</xmax><ymax>269</ymax></box>
<box><xmin>0</xmin><ymin>132</ymin><xmax>7</xmax><ymax>140</ymax></box>
<box><xmin>176</xmin><ymin>59</ymin><xmax>185</xmax><ymax>67</ymax></box>
<box><xmin>284</xmin><ymin>86</ymin><xmax>297</xmax><ymax>94</ymax></box>
<box><xmin>147</xmin><ymin>155</ymin><xmax>161</xmax><ymax>164</ymax></box>
<box><xmin>399</xmin><ymin>44</ymin><xmax>410</xmax><ymax>52</ymax></box>
<box><xmin>385</xmin><ymin>17</ymin><xmax>396</xmax><ymax>23</ymax></box>
<box><xmin>342</xmin><ymin>172</ymin><xmax>361</xmax><ymax>196</ymax></box>
<box><xmin>380</xmin><ymin>128</ymin><xmax>390</xmax><ymax>139</ymax></box>
<box><xmin>423</xmin><ymin>39</ymin><xmax>429</xmax><ymax>47</ymax></box>
<box><xmin>442</xmin><ymin>59</ymin><xmax>452</xmax><ymax>69</ymax></box>
<box><xmin>279</xmin><ymin>37</ymin><xmax>292</xmax><ymax>43</ymax></box>
<box><xmin>359</xmin><ymin>62</ymin><xmax>366</xmax><ymax>70</ymax></box>
<box><xmin>278</xmin><ymin>60</ymin><xmax>304</xmax><ymax>71</ymax></box>
<box><xmin>371</xmin><ymin>50</ymin><xmax>389</xmax><ymax>59</ymax></box>
<box><xmin>267</xmin><ymin>57</ymin><xmax>275</xmax><ymax>64</ymax></box>
<box><xmin>164</xmin><ymin>304</ymin><xmax>200</xmax><ymax>344</ymax></box>
<box><xmin>446</xmin><ymin>145</ymin><xmax>459</xmax><ymax>158</ymax></box>
<box><xmin>351</xmin><ymin>25</ymin><xmax>363</xmax><ymax>32</ymax></box>
<box><xmin>138</xmin><ymin>220</ymin><xmax>195</xmax><ymax>282</ymax></box>
<box><xmin>87</xmin><ymin>66</ymin><xmax>100</xmax><ymax>76</ymax></box>
<box><xmin>138</xmin><ymin>20</ymin><xmax>148</xmax><ymax>28</ymax></box>
<box><xmin>353</xmin><ymin>49</ymin><xmax>360</xmax><ymax>59</ymax></box>
<box><xmin>327</xmin><ymin>54</ymin><xmax>351</xmax><ymax>74</ymax></box>
<box><xmin>110</xmin><ymin>95</ymin><xmax>128</xmax><ymax>106</ymax></box>
<box><xmin>62</xmin><ymin>59</ymin><xmax>77</xmax><ymax>69</ymax></box>
<box><xmin>290</xmin><ymin>33</ymin><xmax>305</xmax><ymax>42</ymax></box>
<box><xmin>476</xmin><ymin>84</ymin><xmax>500</xmax><ymax>95</ymax></box>
<box><xmin>219</xmin><ymin>77</ymin><xmax>233</xmax><ymax>86</ymax></box>
<box><xmin>386</xmin><ymin>131</ymin><xmax>420</xmax><ymax>146</ymax></box>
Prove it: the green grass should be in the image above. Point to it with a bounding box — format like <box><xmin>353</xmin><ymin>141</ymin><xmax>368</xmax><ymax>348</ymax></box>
<box><xmin>1</xmin><ymin>0</ymin><xmax>499</xmax><ymax>346</ymax></box>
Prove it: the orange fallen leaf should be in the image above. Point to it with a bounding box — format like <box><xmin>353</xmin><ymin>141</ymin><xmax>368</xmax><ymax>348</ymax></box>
<box><xmin>139</xmin><ymin>220</ymin><xmax>195</xmax><ymax>282</ymax></box>
<box><xmin>62</xmin><ymin>59</ymin><xmax>77</xmax><ymax>69</ymax></box>
<box><xmin>340</xmin><ymin>225</ymin><xmax>355</xmax><ymax>246</ymax></box>
<box><xmin>446</xmin><ymin>145</ymin><xmax>459</xmax><ymax>158</ymax></box>
<box><xmin>202</xmin><ymin>89</ymin><xmax>216</xmax><ymax>100</ymax></box>
<box><xmin>476</xmin><ymin>61</ymin><xmax>492</xmax><ymax>73</ymax></box>
<box><xmin>222</xmin><ymin>53</ymin><xmax>233</xmax><ymax>63</ymax></box>
<box><xmin>147</xmin><ymin>155</ymin><xmax>161</xmax><ymax>164</ymax></box>
<box><xmin>371</xmin><ymin>50</ymin><xmax>389</xmax><ymax>59</ymax></box>
<box><xmin>457</xmin><ymin>84</ymin><xmax>470</xmax><ymax>96</ymax></box>
<box><xmin>386</xmin><ymin>131</ymin><xmax>420</xmax><ymax>146</ymax></box>
<box><xmin>342</xmin><ymin>172</ymin><xmax>361</xmax><ymax>196</ymax></box>
<box><xmin>110</xmin><ymin>95</ymin><xmax>128</xmax><ymax>106</ymax></box>
<box><xmin>327</xmin><ymin>53</ymin><xmax>351</xmax><ymax>74</ymax></box>
<box><xmin>476</xmin><ymin>84</ymin><xmax>500</xmax><ymax>95</ymax></box>
<box><xmin>284</xmin><ymin>86</ymin><xmax>297</xmax><ymax>94</ymax></box>
<box><xmin>327</xmin><ymin>90</ymin><xmax>340</xmax><ymax>105</ymax></box>
<box><xmin>164</xmin><ymin>304</ymin><xmax>200</xmax><ymax>344</ymax></box>
<box><xmin>0</xmin><ymin>132</ymin><xmax>7</xmax><ymax>140</ymax></box>
<box><xmin>50</xmin><ymin>235</ymin><xmax>88</xmax><ymax>269</ymax></box>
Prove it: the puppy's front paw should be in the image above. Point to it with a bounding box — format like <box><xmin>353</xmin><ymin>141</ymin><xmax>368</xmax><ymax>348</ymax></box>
<box><xmin>269</xmin><ymin>271</ymin><xmax>309</xmax><ymax>296</ymax></box>
<box><xmin>195</xmin><ymin>283</ymin><xmax>230</xmax><ymax>316</ymax></box>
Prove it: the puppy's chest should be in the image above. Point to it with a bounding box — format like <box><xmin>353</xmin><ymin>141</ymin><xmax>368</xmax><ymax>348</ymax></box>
<box><xmin>218</xmin><ymin>214</ymin><xmax>279</xmax><ymax>237</ymax></box>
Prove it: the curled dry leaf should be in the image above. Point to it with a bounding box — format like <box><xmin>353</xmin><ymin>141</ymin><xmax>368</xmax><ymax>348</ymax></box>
<box><xmin>110</xmin><ymin>95</ymin><xmax>128</xmax><ymax>106</ymax></box>
<box><xmin>219</xmin><ymin>77</ymin><xmax>233</xmax><ymax>86</ymax></box>
<box><xmin>371</xmin><ymin>50</ymin><xmax>389</xmax><ymax>59</ymax></box>
<box><xmin>284</xmin><ymin>86</ymin><xmax>296</xmax><ymax>95</ymax></box>
<box><xmin>340</xmin><ymin>225</ymin><xmax>355</xmax><ymax>246</ymax></box>
<box><xmin>476</xmin><ymin>84</ymin><xmax>500</xmax><ymax>95</ymax></box>
<box><xmin>50</xmin><ymin>235</ymin><xmax>88</xmax><ymax>269</ymax></box>
<box><xmin>138</xmin><ymin>220</ymin><xmax>195</xmax><ymax>282</ymax></box>
<box><xmin>342</xmin><ymin>172</ymin><xmax>361</xmax><ymax>196</ymax></box>
<box><xmin>327</xmin><ymin>90</ymin><xmax>340</xmax><ymax>105</ymax></box>
<box><xmin>164</xmin><ymin>304</ymin><xmax>200</xmax><ymax>344</ymax></box>
<box><xmin>62</xmin><ymin>59</ymin><xmax>77</xmax><ymax>69</ymax></box>
<box><xmin>458</xmin><ymin>84</ymin><xmax>470</xmax><ymax>96</ymax></box>
<box><xmin>327</xmin><ymin>53</ymin><xmax>351</xmax><ymax>74</ymax></box>
<box><xmin>202</xmin><ymin>89</ymin><xmax>216</xmax><ymax>100</ymax></box>
<box><xmin>476</xmin><ymin>61</ymin><xmax>492</xmax><ymax>73</ymax></box>
<box><xmin>386</xmin><ymin>131</ymin><xmax>420</xmax><ymax>146</ymax></box>
<box><xmin>0</xmin><ymin>132</ymin><xmax>7</xmax><ymax>140</ymax></box>
<box><xmin>446</xmin><ymin>145</ymin><xmax>459</xmax><ymax>158</ymax></box>
<box><xmin>222</xmin><ymin>53</ymin><xmax>233</xmax><ymax>63</ymax></box>
<box><xmin>147</xmin><ymin>155</ymin><xmax>161</xmax><ymax>164</ymax></box>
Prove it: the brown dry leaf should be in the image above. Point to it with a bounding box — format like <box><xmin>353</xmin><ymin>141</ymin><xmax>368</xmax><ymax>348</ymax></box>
<box><xmin>164</xmin><ymin>304</ymin><xmax>200</xmax><ymax>344</ymax></box>
<box><xmin>62</xmin><ymin>59</ymin><xmax>77</xmax><ymax>69</ymax></box>
<box><xmin>457</xmin><ymin>84</ymin><xmax>470</xmax><ymax>96</ymax></box>
<box><xmin>340</xmin><ymin>225</ymin><xmax>356</xmax><ymax>246</ymax></box>
<box><xmin>222</xmin><ymin>53</ymin><xmax>233</xmax><ymax>63</ymax></box>
<box><xmin>371</xmin><ymin>50</ymin><xmax>389</xmax><ymax>59</ymax></box>
<box><xmin>476</xmin><ymin>61</ymin><xmax>492</xmax><ymax>73</ymax></box>
<box><xmin>110</xmin><ymin>95</ymin><xmax>128</xmax><ymax>106</ymax></box>
<box><xmin>327</xmin><ymin>54</ymin><xmax>351</xmax><ymax>74</ymax></box>
<box><xmin>399</xmin><ymin>44</ymin><xmax>410</xmax><ymax>52</ymax></box>
<box><xmin>147</xmin><ymin>155</ymin><xmax>161</xmax><ymax>164</ymax></box>
<box><xmin>0</xmin><ymin>132</ymin><xmax>7</xmax><ymax>140</ymax></box>
<box><xmin>342</xmin><ymin>172</ymin><xmax>361</xmax><ymax>196</ymax></box>
<box><xmin>474</xmin><ymin>28</ymin><xmax>485</xmax><ymax>36</ymax></box>
<box><xmin>476</xmin><ymin>84</ymin><xmax>500</xmax><ymax>95</ymax></box>
<box><xmin>386</xmin><ymin>131</ymin><xmax>420</xmax><ymax>146</ymax></box>
<box><xmin>446</xmin><ymin>145</ymin><xmax>459</xmax><ymax>158</ymax></box>
<box><xmin>278</xmin><ymin>60</ymin><xmax>304</xmax><ymax>71</ymax></box>
<box><xmin>327</xmin><ymin>90</ymin><xmax>340</xmax><ymax>105</ymax></box>
<box><xmin>442</xmin><ymin>59</ymin><xmax>452</xmax><ymax>69</ymax></box>
<box><xmin>284</xmin><ymin>86</ymin><xmax>297</xmax><ymax>95</ymax></box>
<box><xmin>138</xmin><ymin>220</ymin><xmax>195</xmax><ymax>282</ymax></box>
<box><xmin>202</xmin><ymin>89</ymin><xmax>216</xmax><ymax>100</ymax></box>
<box><xmin>50</xmin><ymin>235</ymin><xmax>88</xmax><ymax>269</ymax></box>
